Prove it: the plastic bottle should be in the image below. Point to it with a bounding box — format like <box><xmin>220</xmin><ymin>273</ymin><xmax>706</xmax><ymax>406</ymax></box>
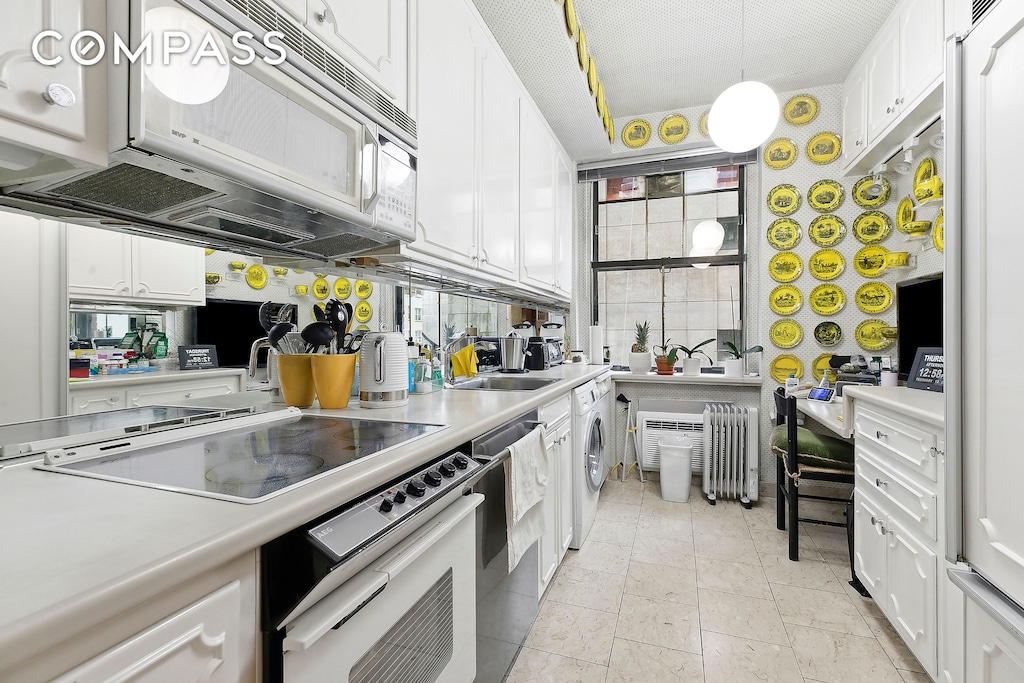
<box><xmin>785</xmin><ymin>373</ymin><xmax>799</xmax><ymax>393</ymax></box>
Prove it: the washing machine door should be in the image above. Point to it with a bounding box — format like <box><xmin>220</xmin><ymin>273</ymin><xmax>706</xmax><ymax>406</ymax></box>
<box><xmin>585</xmin><ymin>413</ymin><xmax>605</xmax><ymax>492</ymax></box>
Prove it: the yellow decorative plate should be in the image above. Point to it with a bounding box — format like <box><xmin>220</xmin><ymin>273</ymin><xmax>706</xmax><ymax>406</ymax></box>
<box><xmin>783</xmin><ymin>94</ymin><xmax>819</xmax><ymax>126</ymax></box>
<box><xmin>814</xmin><ymin>321</ymin><xmax>842</xmax><ymax>347</ymax></box>
<box><xmin>853</xmin><ymin>211</ymin><xmax>892</xmax><ymax>244</ymax></box>
<box><xmin>808</xmin><ymin>179</ymin><xmax>844</xmax><ymax>212</ymax></box>
<box><xmin>812</xmin><ymin>353</ymin><xmax>837</xmax><ymax>382</ymax></box>
<box><xmin>896</xmin><ymin>196</ymin><xmax>915</xmax><ymax>232</ymax></box>
<box><xmin>577</xmin><ymin>27</ymin><xmax>589</xmax><ymax>70</ymax></box>
<box><xmin>855</xmin><ymin>282</ymin><xmax>894</xmax><ymax>314</ymax></box>
<box><xmin>227</xmin><ymin>261</ymin><xmax>247</xmax><ymax>272</ymax></box>
<box><xmin>808</xmin><ymin>214</ymin><xmax>846</xmax><ymax>247</ymax></box>
<box><xmin>809</xmin><ymin>283</ymin><xmax>846</xmax><ymax>315</ymax></box>
<box><xmin>933</xmin><ymin>207</ymin><xmax>945</xmax><ymax>253</ymax></box>
<box><xmin>698</xmin><ymin>110</ymin><xmax>710</xmax><ymax>137</ymax></box>
<box><xmin>768</xmin><ymin>251</ymin><xmax>803</xmax><ymax>283</ymax></box>
<box><xmin>658</xmin><ymin>114</ymin><xmax>689</xmax><ymax>145</ymax></box>
<box><xmin>354</xmin><ymin>300</ymin><xmax>373</xmax><ymax>323</ymax></box>
<box><xmin>767</xmin><ymin>184</ymin><xmax>801</xmax><ymax>216</ymax></box>
<box><xmin>767</xmin><ymin>218</ymin><xmax>801</xmax><ymax>250</ymax></box>
<box><xmin>852</xmin><ymin>176</ymin><xmax>891</xmax><ymax>208</ymax></box>
<box><xmin>564</xmin><ymin>0</ymin><xmax>579</xmax><ymax>37</ymax></box>
<box><xmin>204</xmin><ymin>248</ymin><xmax>215</xmax><ymax>256</ymax></box>
<box><xmin>355</xmin><ymin>279</ymin><xmax>373</xmax><ymax>299</ymax></box>
<box><xmin>245</xmin><ymin>264</ymin><xmax>268</xmax><ymax>290</ymax></box>
<box><xmin>311</xmin><ymin>277</ymin><xmax>331</xmax><ymax>300</ymax></box>
<box><xmin>770</xmin><ymin>319</ymin><xmax>803</xmax><ymax>349</ymax></box>
<box><xmin>205</xmin><ymin>273</ymin><xmax>221</xmax><ymax>285</ymax></box>
<box><xmin>272</xmin><ymin>267</ymin><xmax>288</xmax><ymax>277</ymax></box>
<box><xmin>333</xmin><ymin>277</ymin><xmax>351</xmax><ymax>299</ymax></box>
<box><xmin>856</xmin><ymin>319</ymin><xmax>896</xmax><ymax>352</ymax></box>
<box><xmin>596</xmin><ymin>82</ymin><xmax>606</xmax><ymax>117</ymax></box>
<box><xmin>622</xmin><ymin>119</ymin><xmax>651</xmax><ymax>148</ymax></box>
<box><xmin>764</xmin><ymin>138</ymin><xmax>798</xmax><ymax>170</ymax></box>
<box><xmin>808</xmin><ymin>248</ymin><xmax>846</xmax><ymax>281</ymax></box>
<box><xmin>606</xmin><ymin>116</ymin><xmax>615</xmax><ymax>143</ymax></box>
<box><xmin>913</xmin><ymin>158</ymin><xmax>941</xmax><ymax>202</ymax></box>
<box><xmin>769</xmin><ymin>285</ymin><xmax>803</xmax><ymax>316</ymax></box>
<box><xmin>853</xmin><ymin>245</ymin><xmax>889</xmax><ymax>278</ymax></box>
<box><xmin>770</xmin><ymin>354</ymin><xmax>805</xmax><ymax>383</ymax></box>
<box><xmin>806</xmin><ymin>132</ymin><xmax>842</xmax><ymax>165</ymax></box>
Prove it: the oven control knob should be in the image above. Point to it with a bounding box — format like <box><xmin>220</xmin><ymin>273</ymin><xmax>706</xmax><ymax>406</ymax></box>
<box><xmin>423</xmin><ymin>471</ymin><xmax>442</xmax><ymax>487</ymax></box>
<box><xmin>379</xmin><ymin>498</ymin><xmax>393</xmax><ymax>513</ymax></box>
<box><xmin>452</xmin><ymin>455</ymin><xmax>469</xmax><ymax>470</ymax></box>
<box><xmin>406</xmin><ymin>480</ymin><xmax>426</xmax><ymax>497</ymax></box>
<box><xmin>393</xmin><ymin>490</ymin><xmax>407</xmax><ymax>504</ymax></box>
<box><xmin>439</xmin><ymin>462</ymin><xmax>456</xmax><ymax>478</ymax></box>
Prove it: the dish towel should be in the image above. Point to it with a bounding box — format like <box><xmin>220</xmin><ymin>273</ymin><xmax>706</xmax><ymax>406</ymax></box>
<box><xmin>506</xmin><ymin>425</ymin><xmax>548</xmax><ymax>573</ymax></box>
<box><xmin>451</xmin><ymin>345</ymin><xmax>478</xmax><ymax>378</ymax></box>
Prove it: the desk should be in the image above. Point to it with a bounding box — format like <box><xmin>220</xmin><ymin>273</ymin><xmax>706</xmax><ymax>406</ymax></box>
<box><xmin>795</xmin><ymin>394</ymin><xmax>854</xmax><ymax>438</ymax></box>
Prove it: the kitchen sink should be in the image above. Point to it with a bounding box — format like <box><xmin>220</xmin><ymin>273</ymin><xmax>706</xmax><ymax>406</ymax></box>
<box><xmin>449</xmin><ymin>376</ymin><xmax>561</xmax><ymax>391</ymax></box>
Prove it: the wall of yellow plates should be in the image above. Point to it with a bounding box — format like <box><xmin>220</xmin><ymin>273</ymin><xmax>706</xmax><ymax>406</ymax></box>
<box><xmin>757</xmin><ymin>84</ymin><xmax>945</xmax><ymax>386</ymax></box>
<box><xmin>560</xmin><ymin>0</ymin><xmax>615</xmax><ymax>143</ymax></box>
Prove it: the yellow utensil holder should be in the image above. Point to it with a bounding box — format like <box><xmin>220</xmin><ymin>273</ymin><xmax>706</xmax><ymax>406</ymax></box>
<box><xmin>310</xmin><ymin>354</ymin><xmax>356</xmax><ymax>409</ymax></box>
<box><xmin>276</xmin><ymin>354</ymin><xmax>316</xmax><ymax>408</ymax></box>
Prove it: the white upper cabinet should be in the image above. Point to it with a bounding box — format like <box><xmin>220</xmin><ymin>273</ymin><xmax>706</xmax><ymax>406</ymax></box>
<box><xmin>303</xmin><ymin>0</ymin><xmax>413</xmax><ymax>114</ymax></box>
<box><xmin>478</xmin><ymin>50</ymin><xmax>520</xmax><ymax>281</ymax></box>
<box><xmin>411</xmin><ymin>0</ymin><xmax>479</xmax><ymax>268</ymax></box>
<box><xmin>519</xmin><ymin>105</ymin><xmax>557</xmax><ymax>292</ymax></box>
<box><xmin>68</xmin><ymin>225</ymin><xmax>205</xmax><ymax>306</ymax></box>
<box><xmin>554</xmin><ymin>153</ymin><xmax>574</xmax><ymax>298</ymax></box>
<box><xmin>866</xmin><ymin>20</ymin><xmax>901</xmax><ymax>143</ymax></box>
<box><xmin>841</xmin><ymin>0</ymin><xmax>944</xmax><ymax>174</ymax></box>
<box><xmin>0</xmin><ymin>0</ymin><xmax>106</xmax><ymax>181</ymax></box>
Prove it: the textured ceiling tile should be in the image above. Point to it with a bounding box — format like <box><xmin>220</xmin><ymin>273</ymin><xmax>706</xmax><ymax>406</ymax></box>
<box><xmin>471</xmin><ymin>0</ymin><xmax>900</xmax><ymax>161</ymax></box>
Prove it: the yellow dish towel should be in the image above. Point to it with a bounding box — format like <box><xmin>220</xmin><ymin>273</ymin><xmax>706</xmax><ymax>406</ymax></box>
<box><xmin>451</xmin><ymin>345</ymin><xmax>478</xmax><ymax>378</ymax></box>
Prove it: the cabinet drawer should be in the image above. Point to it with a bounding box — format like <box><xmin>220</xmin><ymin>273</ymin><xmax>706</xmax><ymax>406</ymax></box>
<box><xmin>856</xmin><ymin>444</ymin><xmax>938</xmax><ymax>542</ymax></box>
<box><xmin>127</xmin><ymin>378</ymin><xmax>240</xmax><ymax>407</ymax></box>
<box><xmin>855</xmin><ymin>405</ymin><xmax>939</xmax><ymax>482</ymax></box>
<box><xmin>539</xmin><ymin>394</ymin><xmax>571</xmax><ymax>427</ymax></box>
<box><xmin>69</xmin><ymin>388</ymin><xmax>129</xmax><ymax>415</ymax></box>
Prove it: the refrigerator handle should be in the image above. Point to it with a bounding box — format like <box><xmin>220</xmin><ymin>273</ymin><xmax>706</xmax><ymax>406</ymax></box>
<box><xmin>948</xmin><ymin>569</ymin><xmax>1024</xmax><ymax>646</ymax></box>
<box><xmin>943</xmin><ymin>32</ymin><xmax>964</xmax><ymax>565</ymax></box>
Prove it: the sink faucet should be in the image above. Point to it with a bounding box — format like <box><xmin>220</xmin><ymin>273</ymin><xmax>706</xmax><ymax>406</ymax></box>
<box><xmin>442</xmin><ymin>333</ymin><xmax>474</xmax><ymax>388</ymax></box>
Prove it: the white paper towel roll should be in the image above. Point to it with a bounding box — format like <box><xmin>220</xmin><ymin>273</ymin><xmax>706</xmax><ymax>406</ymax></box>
<box><xmin>589</xmin><ymin>326</ymin><xmax>604</xmax><ymax>365</ymax></box>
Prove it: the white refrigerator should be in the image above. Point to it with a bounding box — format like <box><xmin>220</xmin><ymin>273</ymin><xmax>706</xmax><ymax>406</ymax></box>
<box><xmin>947</xmin><ymin>1</ymin><xmax>1024</xmax><ymax>679</ymax></box>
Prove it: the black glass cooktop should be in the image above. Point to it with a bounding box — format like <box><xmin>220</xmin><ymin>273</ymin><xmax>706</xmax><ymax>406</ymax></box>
<box><xmin>53</xmin><ymin>414</ymin><xmax>443</xmax><ymax>503</ymax></box>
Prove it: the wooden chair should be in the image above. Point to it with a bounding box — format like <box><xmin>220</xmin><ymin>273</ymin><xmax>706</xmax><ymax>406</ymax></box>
<box><xmin>773</xmin><ymin>387</ymin><xmax>855</xmax><ymax>561</ymax></box>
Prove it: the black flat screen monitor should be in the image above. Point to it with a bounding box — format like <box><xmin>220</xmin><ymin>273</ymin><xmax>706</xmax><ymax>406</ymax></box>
<box><xmin>896</xmin><ymin>275</ymin><xmax>943</xmax><ymax>382</ymax></box>
<box><xmin>193</xmin><ymin>300</ymin><xmax>295</xmax><ymax>368</ymax></box>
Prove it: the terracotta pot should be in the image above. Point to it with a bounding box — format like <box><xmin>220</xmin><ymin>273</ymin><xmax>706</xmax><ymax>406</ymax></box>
<box><xmin>654</xmin><ymin>357</ymin><xmax>675</xmax><ymax>375</ymax></box>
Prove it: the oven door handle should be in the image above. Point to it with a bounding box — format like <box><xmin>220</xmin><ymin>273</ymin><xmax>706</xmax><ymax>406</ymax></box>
<box><xmin>281</xmin><ymin>493</ymin><xmax>483</xmax><ymax>652</ymax></box>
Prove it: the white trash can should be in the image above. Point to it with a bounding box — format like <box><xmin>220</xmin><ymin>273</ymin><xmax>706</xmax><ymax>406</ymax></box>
<box><xmin>659</xmin><ymin>435</ymin><xmax>693</xmax><ymax>503</ymax></box>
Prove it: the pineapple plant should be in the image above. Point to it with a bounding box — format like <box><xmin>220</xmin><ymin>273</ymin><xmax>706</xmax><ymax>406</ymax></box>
<box><xmin>628</xmin><ymin>320</ymin><xmax>652</xmax><ymax>374</ymax></box>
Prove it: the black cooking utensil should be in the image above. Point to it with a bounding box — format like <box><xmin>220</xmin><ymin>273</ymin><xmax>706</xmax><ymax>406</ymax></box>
<box><xmin>301</xmin><ymin>321</ymin><xmax>334</xmax><ymax>354</ymax></box>
<box><xmin>258</xmin><ymin>301</ymin><xmax>275</xmax><ymax>332</ymax></box>
<box><xmin>312</xmin><ymin>304</ymin><xmax>327</xmax><ymax>323</ymax></box>
<box><xmin>268</xmin><ymin>322</ymin><xmax>295</xmax><ymax>353</ymax></box>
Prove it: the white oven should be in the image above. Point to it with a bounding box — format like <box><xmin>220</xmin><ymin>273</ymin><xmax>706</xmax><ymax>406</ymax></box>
<box><xmin>280</xmin><ymin>493</ymin><xmax>481</xmax><ymax>683</ymax></box>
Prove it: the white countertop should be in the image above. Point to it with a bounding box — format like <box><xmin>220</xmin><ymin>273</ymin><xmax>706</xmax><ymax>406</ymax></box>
<box><xmin>68</xmin><ymin>367</ymin><xmax>246</xmax><ymax>388</ymax></box>
<box><xmin>843</xmin><ymin>385</ymin><xmax>945</xmax><ymax>427</ymax></box>
<box><xmin>0</xmin><ymin>364</ymin><xmax>607</xmax><ymax>668</ymax></box>
<box><xmin>611</xmin><ymin>370</ymin><xmax>763</xmax><ymax>386</ymax></box>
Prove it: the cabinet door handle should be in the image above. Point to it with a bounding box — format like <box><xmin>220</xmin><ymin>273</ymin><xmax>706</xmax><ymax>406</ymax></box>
<box><xmin>930</xmin><ymin>446</ymin><xmax>944</xmax><ymax>457</ymax></box>
<box><xmin>870</xmin><ymin>516</ymin><xmax>879</xmax><ymax>526</ymax></box>
<box><xmin>185</xmin><ymin>393</ymin><xmax>193</xmax><ymax>398</ymax></box>
<box><xmin>876</xmin><ymin>430</ymin><xmax>887</xmax><ymax>439</ymax></box>
<box><xmin>886</xmin><ymin>106</ymin><xmax>893</xmax><ymax>114</ymax></box>
<box><xmin>42</xmin><ymin>83</ymin><xmax>76</xmax><ymax>107</ymax></box>
<box><xmin>855</xmin><ymin>140</ymin><xmax>863</xmax><ymax>146</ymax></box>
<box><xmin>107</xmin><ymin>397</ymin><xmax>119</xmax><ymax>404</ymax></box>
<box><xmin>875</xmin><ymin>478</ymin><xmax>888</xmax><ymax>488</ymax></box>
<box><xmin>315</xmin><ymin>8</ymin><xmax>334</xmax><ymax>24</ymax></box>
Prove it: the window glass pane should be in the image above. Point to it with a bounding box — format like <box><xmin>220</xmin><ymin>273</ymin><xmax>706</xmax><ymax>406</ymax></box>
<box><xmin>684</xmin><ymin>165</ymin><xmax>739</xmax><ymax>194</ymax></box>
<box><xmin>646</xmin><ymin>173</ymin><xmax>683</xmax><ymax>199</ymax></box>
<box><xmin>602</xmin><ymin>176</ymin><xmax>645</xmax><ymax>201</ymax></box>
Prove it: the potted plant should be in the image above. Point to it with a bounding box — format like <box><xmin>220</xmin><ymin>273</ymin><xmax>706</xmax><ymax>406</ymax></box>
<box><xmin>677</xmin><ymin>338</ymin><xmax>716</xmax><ymax>376</ymax></box>
<box><xmin>629</xmin><ymin>321</ymin><xmax>652</xmax><ymax>374</ymax></box>
<box><xmin>721</xmin><ymin>341</ymin><xmax>763</xmax><ymax>377</ymax></box>
<box><xmin>652</xmin><ymin>341</ymin><xmax>682</xmax><ymax>375</ymax></box>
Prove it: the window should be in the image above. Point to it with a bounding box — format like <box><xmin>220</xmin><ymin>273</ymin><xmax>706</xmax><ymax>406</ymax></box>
<box><xmin>593</xmin><ymin>165</ymin><xmax>745</xmax><ymax>367</ymax></box>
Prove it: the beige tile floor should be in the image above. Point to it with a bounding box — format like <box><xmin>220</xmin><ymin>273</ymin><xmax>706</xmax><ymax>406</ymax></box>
<box><xmin>507</xmin><ymin>476</ymin><xmax>927</xmax><ymax>683</ymax></box>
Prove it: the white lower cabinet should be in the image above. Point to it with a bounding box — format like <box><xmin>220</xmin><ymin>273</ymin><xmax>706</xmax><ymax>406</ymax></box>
<box><xmin>69</xmin><ymin>372</ymin><xmax>244</xmax><ymax>415</ymax></box>
<box><xmin>963</xmin><ymin>596</ymin><xmax>1024</xmax><ymax>682</ymax></box>
<box><xmin>52</xmin><ymin>582</ymin><xmax>242</xmax><ymax>683</ymax></box>
<box><xmin>851</xmin><ymin>393</ymin><xmax>944</xmax><ymax>678</ymax></box>
<box><xmin>538</xmin><ymin>393</ymin><xmax>573</xmax><ymax>596</ymax></box>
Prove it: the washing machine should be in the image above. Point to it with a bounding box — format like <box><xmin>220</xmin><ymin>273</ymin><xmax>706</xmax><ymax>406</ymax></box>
<box><xmin>570</xmin><ymin>370</ymin><xmax>612</xmax><ymax>549</ymax></box>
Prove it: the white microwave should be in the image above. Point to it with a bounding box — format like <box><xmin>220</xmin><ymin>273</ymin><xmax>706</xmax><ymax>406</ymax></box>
<box><xmin>7</xmin><ymin>0</ymin><xmax>416</xmax><ymax>260</ymax></box>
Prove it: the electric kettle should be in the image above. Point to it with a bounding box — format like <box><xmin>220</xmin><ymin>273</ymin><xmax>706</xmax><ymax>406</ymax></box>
<box><xmin>359</xmin><ymin>329</ymin><xmax>409</xmax><ymax>407</ymax></box>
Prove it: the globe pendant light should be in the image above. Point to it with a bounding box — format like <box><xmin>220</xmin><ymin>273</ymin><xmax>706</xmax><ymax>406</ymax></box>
<box><xmin>708</xmin><ymin>0</ymin><xmax>779</xmax><ymax>153</ymax></box>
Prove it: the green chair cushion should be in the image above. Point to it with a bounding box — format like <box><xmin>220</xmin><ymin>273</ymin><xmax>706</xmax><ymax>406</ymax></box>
<box><xmin>770</xmin><ymin>424</ymin><xmax>854</xmax><ymax>468</ymax></box>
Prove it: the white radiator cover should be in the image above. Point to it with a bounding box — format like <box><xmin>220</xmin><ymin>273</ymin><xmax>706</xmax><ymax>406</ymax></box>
<box><xmin>637</xmin><ymin>411</ymin><xmax>706</xmax><ymax>473</ymax></box>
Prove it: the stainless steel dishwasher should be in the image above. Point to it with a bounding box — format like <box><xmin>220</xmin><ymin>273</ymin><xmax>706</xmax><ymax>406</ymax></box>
<box><xmin>469</xmin><ymin>409</ymin><xmax>543</xmax><ymax>683</ymax></box>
